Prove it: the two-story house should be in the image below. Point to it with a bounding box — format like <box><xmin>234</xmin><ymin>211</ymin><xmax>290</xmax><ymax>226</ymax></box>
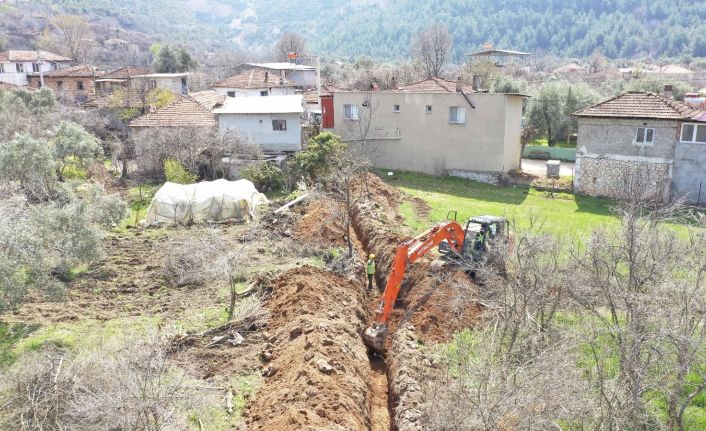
<box><xmin>0</xmin><ymin>50</ymin><xmax>73</xmax><ymax>86</ymax></box>
<box><xmin>327</xmin><ymin>77</ymin><xmax>527</xmax><ymax>180</ymax></box>
<box><xmin>573</xmin><ymin>90</ymin><xmax>706</xmax><ymax>204</ymax></box>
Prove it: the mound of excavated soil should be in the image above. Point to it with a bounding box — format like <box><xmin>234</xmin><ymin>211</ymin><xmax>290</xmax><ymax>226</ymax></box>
<box><xmin>245</xmin><ymin>266</ymin><xmax>387</xmax><ymax>431</ymax></box>
<box><xmin>293</xmin><ymin>198</ymin><xmax>347</xmax><ymax>246</ymax></box>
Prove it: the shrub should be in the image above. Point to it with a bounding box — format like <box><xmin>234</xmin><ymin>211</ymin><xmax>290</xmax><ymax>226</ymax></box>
<box><xmin>164</xmin><ymin>158</ymin><xmax>197</xmax><ymax>184</ymax></box>
<box><xmin>293</xmin><ymin>131</ymin><xmax>346</xmax><ymax>181</ymax></box>
<box><xmin>240</xmin><ymin>162</ymin><xmax>285</xmax><ymax>192</ymax></box>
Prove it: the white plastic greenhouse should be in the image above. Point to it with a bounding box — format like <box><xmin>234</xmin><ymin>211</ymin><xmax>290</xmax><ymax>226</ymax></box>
<box><xmin>144</xmin><ymin>179</ymin><xmax>268</xmax><ymax>225</ymax></box>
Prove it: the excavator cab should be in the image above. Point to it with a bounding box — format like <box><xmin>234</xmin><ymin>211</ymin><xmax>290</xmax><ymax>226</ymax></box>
<box><xmin>439</xmin><ymin>215</ymin><xmax>508</xmax><ymax>261</ymax></box>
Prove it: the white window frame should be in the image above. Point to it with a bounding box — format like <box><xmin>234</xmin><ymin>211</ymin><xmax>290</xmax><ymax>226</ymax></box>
<box><xmin>425</xmin><ymin>105</ymin><xmax>432</xmax><ymax>114</ymax></box>
<box><xmin>343</xmin><ymin>104</ymin><xmax>359</xmax><ymax>120</ymax></box>
<box><xmin>226</xmin><ymin>91</ymin><xmax>236</xmax><ymax>97</ymax></box>
<box><xmin>272</xmin><ymin>119</ymin><xmax>287</xmax><ymax>131</ymax></box>
<box><xmin>15</xmin><ymin>63</ymin><xmax>24</xmax><ymax>73</ymax></box>
<box><xmin>680</xmin><ymin>123</ymin><xmax>706</xmax><ymax>144</ymax></box>
<box><xmin>260</xmin><ymin>90</ymin><xmax>268</xmax><ymax>96</ymax></box>
<box><xmin>634</xmin><ymin>127</ymin><xmax>655</xmax><ymax>146</ymax></box>
<box><xmin>0</xmin><ymin>63</ymin><xmax>4</xmax><ymax>73</ymax></box>
<box><xmin>449</xmin><ymin>106</ymin><xmax>466</xmax><ymax>124</ymax></box>
<box><xmin>32</xmin><ymin>63</ymin><xmax>40</xmax><ymax>73</ymax></box>
<box><xmin>393</xmin><ymin>104</ymin><xmax>400</xmax><ymax>113</ymax></box>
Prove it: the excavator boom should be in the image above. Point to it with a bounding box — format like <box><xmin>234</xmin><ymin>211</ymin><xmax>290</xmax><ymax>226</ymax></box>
<box><xmin>363</xmin><ymin>220</ymin><xmax>466</xmax><ymax>352</ymax></box>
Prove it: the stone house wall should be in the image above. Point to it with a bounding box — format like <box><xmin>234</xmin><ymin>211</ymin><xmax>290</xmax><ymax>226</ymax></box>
<box><xmin>27</xmin><ymin>75</ymin><xmax>96</xmax><ymax>101</ymax></box>
<box><xmin>574</xmin><ymin>117</ymin><xmax>678</xmax><ymax>202</ymax></box>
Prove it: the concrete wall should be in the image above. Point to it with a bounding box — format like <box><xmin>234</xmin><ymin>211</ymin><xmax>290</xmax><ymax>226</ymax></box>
<box><xmin>288</xmin><ymin>70</ymin><xmax>316</xmax><ymax>88</ymax></box>
<box><xmin>331</xmin><ymin>91</ymin><xmax>523</xmax><ymax>176</ymax></box>
<box><xmin>214</xmin><ymin>87</ymin><xmax>295</xmax><ymax>98</ymax></box>
<box><xmin>132</xmin><ymin>76</ymin><xmax>188</xmax><ymax>95</ymax></box>
<box><xmin>574</xmin><ymin>117</ymin><xmax>678</xmax><ymax>201</ymax></box>
<box><xmin>672</xmin><ymin>142</ymin><xmax>706</xmax><ymax>205</ymax></box>
<box><xmin>0</xmin><ymin>61</ymin><xmax>71</xmax><ymax>86</ymax></box>
<box><xmin>217</xmin><ymin>113</ymin><xmax>301</xmax><ymax>152</ymax></box>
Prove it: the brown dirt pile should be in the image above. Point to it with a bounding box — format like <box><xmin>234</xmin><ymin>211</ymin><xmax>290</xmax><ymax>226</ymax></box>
<box><xmin>245</xmin><ymin>266</ymin><xmax>385</xmax><ymax>431</ymax></box>
<box><xmin>293</xmin><ymin>197</ymin><xmax>347</xmax><ymax>246</ymax></box>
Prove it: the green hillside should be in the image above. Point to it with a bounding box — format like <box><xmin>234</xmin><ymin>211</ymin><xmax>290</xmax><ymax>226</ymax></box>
<box><xmin>2</xmin><ymin>0</ymin><xmax>704</xmax><ymax>60</ymax></box>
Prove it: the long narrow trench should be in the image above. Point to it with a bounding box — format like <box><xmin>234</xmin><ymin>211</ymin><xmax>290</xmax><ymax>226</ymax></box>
<box><xmin>347</xmin><ymin>224</ymin><xmax>395</xmax><ymax>431</ymax></box>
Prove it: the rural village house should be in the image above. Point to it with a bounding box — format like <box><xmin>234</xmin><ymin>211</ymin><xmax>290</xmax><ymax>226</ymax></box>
<box><xmin>27</xmin><ymin>65</ymin><xmax>103</xmax><ymax>102</ymax></box>
<box><xmin>214</xmin><ymin>94</ymin><xmax>304</xmax><ymax>153</ymax></box>
<box><xmin>245</xmin><ymin>62</ymin><xmax>317</xmax><ymax>88</ymax></box>
<box><xmin>0</xmin><ymin>50</ymin><xmax>73</xmax><ymax>86</ymax></box>
<box><xmin>128</xmin><ymin>90</ymin><xmax>224</xmax><ymax>130</ymax></box>
<box><xmin>130</xmin><ymin>72</ymin><xmax>190</xmax><ymax>96</ymax></box>
<box><xmin>327</xmin><ymin>77</ymin><xmax>526</xmax><ymax>179</ymax></box>
<box><xmin>94</xmin><ymin>66</ymin><xmax>151</xmax><ymax>95</ymax></box>
<box><xmin>573</xmin><ymin>89</ymin><xmax>706</xmax><ymax>204</ymax></box>
<box><xmin>213</xmin><ymin>68</ymin><xmax>300</xmax><ymax>98</ymax></box>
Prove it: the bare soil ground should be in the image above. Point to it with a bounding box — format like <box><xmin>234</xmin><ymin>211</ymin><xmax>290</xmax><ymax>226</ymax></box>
<box><xmin>6</xmin><ymin>172</ymin><xmax>484</xmax><ymax>431</ymax></box>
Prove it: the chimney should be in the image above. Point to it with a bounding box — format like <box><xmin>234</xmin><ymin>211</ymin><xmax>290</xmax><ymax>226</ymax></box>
<box><xmin>472</xmin><ymin>75</ymin><xmax>481</xmax><ymax>91</ymax></box>
<box><xmin>455</xmin><ymin>76</ymin><xmax>463</xmax><ymax>92</ymax></box>
<box><xmin>663</xmin><ymin>84</ymin><xmax>673</xmax><ymax>99</ymax></box>
<box><xmin>264</xmin><ymin>71</ymin><xmax>269</xmax><ymax>83</ymax></box>
<box><xmin>390</xmin><ymin>76</ymin><xmax>397</xmax><ymax>90</ymax></box>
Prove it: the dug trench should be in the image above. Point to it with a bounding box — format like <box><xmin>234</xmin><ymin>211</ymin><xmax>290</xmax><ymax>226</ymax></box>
<box><xmin>243</xmin><ymin>173</ymin><xmax>481</xmax><ymax>430</ymax></box>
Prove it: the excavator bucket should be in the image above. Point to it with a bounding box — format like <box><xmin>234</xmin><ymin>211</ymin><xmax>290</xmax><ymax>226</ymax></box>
<box><xmin>363</xmin><ymin>325</ymin><xmax>387</xmax><ymax>353</ymax></box>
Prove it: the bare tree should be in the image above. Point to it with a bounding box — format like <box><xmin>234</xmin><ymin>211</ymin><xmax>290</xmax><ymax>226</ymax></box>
<box><xmin>568</xmin><ymin>195</ymin><xmax>706</xmax><ymax>430</ymax></box>
<box><xmin>38</xmin><ymin>14</ymin><xmax>95</xmax><ymax>64</ymax></box>
<box><xmin>322</xmin><ymin>145</ymin><xmax>370</xmax><ymax>257</ymax></box>
<box><xmin>0</xmin><ymin>335</ymin><xmax>217</xmax><ymax>430</ymax></box>
<box><xmin>411</xmin><ymin>24</ymin><xmax>453</xmax><ymax>78</ymax></box>
<box><xmin>273</xmin><ymin>31</ymin><xmax>308</xmax><ymax>61</ymax></box>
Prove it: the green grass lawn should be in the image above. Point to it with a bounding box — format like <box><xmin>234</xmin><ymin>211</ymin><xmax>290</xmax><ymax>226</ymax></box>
<box><xmin>528</xmin><ymin>138</ymin><xmax>577</xmax><ymax>148</ymax></box>
<box><xmin>378</xmin><ymin>169</ymin><xmax>618</xmax><ymax>240</ymax></box>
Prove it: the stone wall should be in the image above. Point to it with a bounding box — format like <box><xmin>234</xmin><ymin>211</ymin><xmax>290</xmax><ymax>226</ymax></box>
<box><xmin>27</xmin><ymin>75</ymin><xmax>96</xmax><ymax>101</ymax></box>
<box><xmin>575</xmin><ymin>154</ymin><xmax>671</xmax><ymax>202</ymax></box>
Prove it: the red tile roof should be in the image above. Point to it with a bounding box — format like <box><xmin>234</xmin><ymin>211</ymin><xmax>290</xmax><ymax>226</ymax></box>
<box><xmin>129</xmin><ymin>95</ymin><xmax>217</xmax><ymax>128</ymax></box>
<box><xmin>0</xmin><ymin>50</ymin><xmax>73</xmax><ymax>62</ymax></box>
<box><xmin>189</xmin><ymin>90</ymin><xmax>225</xmax><ymax>110</ymax></box>
<box><xmin>574</xmin><ymin>92</ymin><xmax>706</xmax><ymax>121</ymax></box>
<box><xmin>213</xmin><ymin>68</ymin><xmax>299</xmax><ymax>89</ymax></box>
<box><xmin>28</xmin><ymin>65</ymin><xmax>102</xmax><ymax>78</ymax></box>
<box><xmin>98</xmin><ymin>66</ymin><xmax>150</xmax><ymax>80</ymax></box>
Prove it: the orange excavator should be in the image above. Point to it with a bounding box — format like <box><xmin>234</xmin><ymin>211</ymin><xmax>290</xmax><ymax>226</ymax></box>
<box><xmin>363</xmin><ymin>213</ymin><xmax>507</xmax><ymax>352</ymax></box>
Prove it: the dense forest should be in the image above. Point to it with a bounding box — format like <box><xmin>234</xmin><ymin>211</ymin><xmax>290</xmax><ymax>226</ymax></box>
<box><xmin>1</xmin><ymin>0</ymin><xmax>705</xmax><ymax>61</ymax></box>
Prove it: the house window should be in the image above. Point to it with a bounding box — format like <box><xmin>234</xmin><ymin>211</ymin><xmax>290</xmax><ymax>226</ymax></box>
<box><xmin>635</xmin><ymin>127</ymin><xmax>655</xmax><ymax>145</ymax></box>
<box><xmin>51</xmin><ymin>63</ymin><xmax>59</xmax><ymax>70</ymax></box>
<box><xmin>343</xmin><ymin>104</ymin><xmax>359</xmax><ymax>120</ymax></box>
<box><xmin>56</xmin><ymin>81</ymin><xmax>63</xmax><ymax>90</ymax></box>
<box><xmin>0</xmin><ymin>63</ymin><xmax>4</xmax><ymax>73</ymax></box>
<box><xmin>449</xmin><ymin>106</ymin><xmax>466</xmax><ymax>124</ymax></box>
<box><xmin>272</xmin><ymin>120</ymin><xmax>287</xmax><ymax>131</ymax></box>
<box><xmin>227</xmin><ymin>91</ymin><xmax>236</xmax><ymax>97</ymax></box>
<box><xmin>393</xmin><ymin>104</ymin><xmax>400</xmax><ymax>112</ymax></box>
<box><xmin>680</xmin><ymin>123</ymin><xmax>706</xmax><ymax>144</ymax></box>
<box><xmin>32</xmin><ymin>63</ymin><xmax>40</xmax><ymax>73</ymax></box>
<box><xmin>77</xmin><ymin>81</ymin><xmax>84</xmax><ymax>90</ymax></box>
<box><xmin>260</xmin><ymin>90</ymin><xmax>268</xmax><ymax>96</ymax></box>
<box><xmin>425</xmin><ymin>105</ymin><xmax>432</xmax><ymax>114</ymax></box>
<box><xmin>16</xmin><ymin>63</ymin><xmax>24</xmax><ymax>73</ymax></box>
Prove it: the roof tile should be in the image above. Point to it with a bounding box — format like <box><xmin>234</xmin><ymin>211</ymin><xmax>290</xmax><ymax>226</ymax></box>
<box><xmin>574</xmin><ymin>91</ymin><xmax>706</xmax><ymax>121</ymax></box>
<box><xmin>0</xmin><ymin>50</ymin><xmax>73</xmax><ymax>62</ymax></box>
<box><xmin>129</xmin><ymin>96</ymin><xmax>216</xmax><ymax>128</ymax></box>
<box><xmin>214</xmin><ymin>69</ymin><xmax>299</xmax><ymax>89</ymax></box>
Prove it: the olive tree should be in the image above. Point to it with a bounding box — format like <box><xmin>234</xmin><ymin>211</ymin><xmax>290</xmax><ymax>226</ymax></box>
<box><xmin>0</xmin><ymin>134</ymin><xmax>57</xmax><ymax>200</ymax></box>
<box><xmin>51</xmin><ymin>121</ymin><xmax>103</xmax><ymax>180</ymax></box>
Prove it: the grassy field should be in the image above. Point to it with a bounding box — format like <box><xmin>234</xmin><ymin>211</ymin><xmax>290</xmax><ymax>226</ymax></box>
<box><xmin>380</xmin><ymin>170</ymin><xmax>618</xmax><ymax>240</ymax></box>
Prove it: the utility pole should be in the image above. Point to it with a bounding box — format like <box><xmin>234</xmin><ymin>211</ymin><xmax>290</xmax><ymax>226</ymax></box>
<box><xmin>36</xmin><ymin>50</ymin><xmax>45</xmax><ymax>88</ymax></box>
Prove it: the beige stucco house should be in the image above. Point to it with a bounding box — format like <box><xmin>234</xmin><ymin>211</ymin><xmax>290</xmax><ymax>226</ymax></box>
<box><xmin>327</xmin><ymin>77</ymin><xmax>526</xmax><ymax>180</ymax></box>
<box><xmin>573</xmin><ymin>90</ymin><xmax>706</xmax><ymax>204</ymax></box>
